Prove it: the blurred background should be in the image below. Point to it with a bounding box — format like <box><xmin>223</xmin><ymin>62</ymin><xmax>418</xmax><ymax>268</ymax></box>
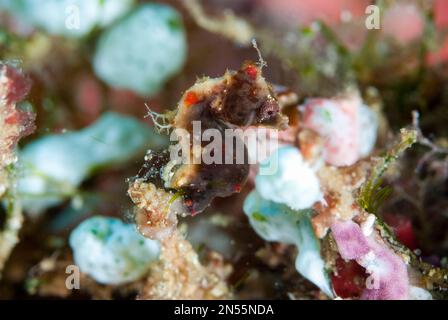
<box><xmin>0</xmin><ymin>0</ymin><xmax>448</xmax><ymax>299</ymax></box>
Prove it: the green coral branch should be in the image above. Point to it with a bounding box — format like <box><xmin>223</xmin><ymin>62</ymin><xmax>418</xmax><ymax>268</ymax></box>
<box><xmin>358</xmin><ymin>128</ymin><xmax>417</xmax><ymax>214</ymax></box>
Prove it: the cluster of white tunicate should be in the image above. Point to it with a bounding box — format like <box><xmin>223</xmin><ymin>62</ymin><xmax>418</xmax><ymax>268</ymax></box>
<box><xmin>17</xmin><ymin>112</ymin><xmax>166</xmax><ymax>215</ymax></box>
<box><xmin>93</xmin><ymin>4</ymin><xmax>187</xmax><ymax>96</ymax></box>
<box><xmin>244</xmin><ymin>146</ymin><xmax>333</xmax><ymax>297</ymax></box>
<box><xmin>255</xmin><ymin>147</ymin><xmax>323</xmax><ymax>210</ymax></box>
<box><xmin>1</xmin><ymin>2</ymin><xmax>187</xmax><ymax>97</ymax></box>
<box><xmin>244</xmin><ymin>191</ymin><xmax>333</xmax><ymax>297</ymax></box>
<box><xmin>69</xmin><ymin>216</ymin><xmax>160</xmax><ymax>285</ymax></box>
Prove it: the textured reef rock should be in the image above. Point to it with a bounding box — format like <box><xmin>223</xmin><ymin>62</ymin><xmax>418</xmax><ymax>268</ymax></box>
<box><xmin>139</xmin><ymin>230</ymin><xmax>231</xmax><ymax>300</ymax></box>
<box><xmin>0</xmin><ymin>61</ymin><xmax>35</xmax><ymax>275</ymax></box>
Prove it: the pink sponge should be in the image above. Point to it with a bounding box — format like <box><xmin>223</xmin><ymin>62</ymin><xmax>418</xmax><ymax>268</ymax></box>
<box><xmin>331</xmin><ymin>220</ymin><xmax>370</xmax><ymax>260</ymax></box>
<box><xmin>331</xmin><ymin>219</ymin><xmax>409</xmax><ymax>300</ymax></box>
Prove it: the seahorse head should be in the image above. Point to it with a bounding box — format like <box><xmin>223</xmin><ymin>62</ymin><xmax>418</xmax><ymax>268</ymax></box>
<box><xmin>212</xmin><ymin>61</ymin><xmax>288</xmax><ymax>129</ymax></box>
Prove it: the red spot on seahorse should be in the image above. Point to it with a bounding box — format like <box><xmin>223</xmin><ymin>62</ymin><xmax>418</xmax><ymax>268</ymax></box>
<box><xmin>184</xmin><ymin>91</ymin><xmax>199</xmax><ymax>107</ymax></box>
<box><xmin>244</xmin><ymin>65</ymin><xmax>258</xmax><ymax>80</ymax></box>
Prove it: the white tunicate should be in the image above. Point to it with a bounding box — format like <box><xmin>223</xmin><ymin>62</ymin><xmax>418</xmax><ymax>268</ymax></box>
<box><xmin>255</xmin><ymin>146</ymin><xmax>322</xmax><ymax>210</ymax></box>
<box><xmin>93</xmin><ymin>4</ymin><xmax>187</xmax><ymax>96</ymax></box>
<box><xmin>69</xmin><ymin>216</ymin><xmax>160</xmax><ymax>285</ymax></box>
<box><xmin>17</xmin><ymin>112</ymin><xmax>166</xmax><ymax>215</ymax></box>
<box><xmin>0</xmin><ymin>0</ymin><xmax>134</xmax><ymax>37</ymax></box>
<box><xmin>408</xmin><ymin>286</ymin><xmax>433</xmax><ymax>300</ymax></box>
<box><xmin>358</xmin><ymin>104</ymin><xmax>378</xmax><ymax>157</ymax></box>
<box><xmin>243</xmin><ymin>190</ymin><xmax>333</xmax><ymax>297</ymax></box>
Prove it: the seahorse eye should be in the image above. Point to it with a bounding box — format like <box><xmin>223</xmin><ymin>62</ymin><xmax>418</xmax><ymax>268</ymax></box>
<box><xmin>257</xmin><ymin>99</ymin><xmax>280</xmax><ymax>123</ymax></box>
